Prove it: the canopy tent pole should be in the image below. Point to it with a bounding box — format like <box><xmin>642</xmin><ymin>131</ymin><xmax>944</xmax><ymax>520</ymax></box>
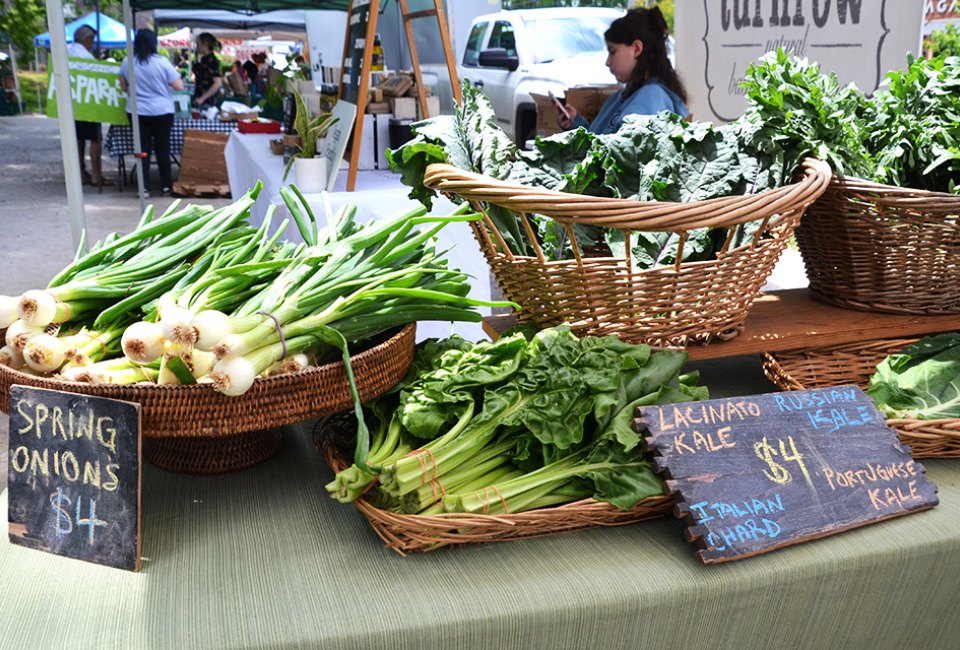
<box><xmin>8</xmin><ymin>41</ymin><xmax>23</xmax><ymax>114</ymax></box>
<box><xmin>122</xmin><ymin>0</ymin><xmax>146</xmax><ymax>214</ymax></box>
<box><xmin>45</xmin><ymin>0</ymin><xmax>87</xmax><ymax>251</ymax></box>
<box><xmin>34</xmin><ymin>47</ymin><xmax>41</xmax><ymax>113</ymax></box>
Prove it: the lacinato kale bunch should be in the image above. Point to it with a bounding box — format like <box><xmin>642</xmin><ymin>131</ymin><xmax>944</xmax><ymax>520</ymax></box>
<box><xmin>387</xmin><ymin>81</ymin><xmax>790</xmax><ymax>263</ymax></box>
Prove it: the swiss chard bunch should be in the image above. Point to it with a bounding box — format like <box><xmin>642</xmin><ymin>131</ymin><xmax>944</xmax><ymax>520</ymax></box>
<box><xmin>871</xmin><ymin>55</ymin><xmax>960</xmax><ymax>192</ymax></box>
<box><xmin>326</xmin><ymin>325</ymin><xmax>707</xmax><ymax>514</ymax></box>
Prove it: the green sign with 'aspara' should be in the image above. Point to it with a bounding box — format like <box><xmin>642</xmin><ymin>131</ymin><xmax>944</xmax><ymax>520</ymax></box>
<box><xmin>46</xmin><ymin>57</ymin><xmax>128</xmax><ymax>125</ymax></box>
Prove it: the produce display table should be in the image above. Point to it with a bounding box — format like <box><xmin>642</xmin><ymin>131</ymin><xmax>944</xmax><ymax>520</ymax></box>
<box><xmin>105</xmin><ymin>118</ymin><xmax>239</xmax><ymax>190</ymax></box>
<box><xmin>483</xmin><ymin>288</ymin><xmax>960</xmax><ymax>360</ymax></box>
<box><xmin>2</xmin><ymin>411</ymin><xmax>959</xmax><ymax>649</ymax></box>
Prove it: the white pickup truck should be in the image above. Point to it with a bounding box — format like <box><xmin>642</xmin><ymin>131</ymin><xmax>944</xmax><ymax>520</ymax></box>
<box><xmin>456</xmin><ymin>7</ymin><xmax>623</xmax><ymax>146</ymax></box>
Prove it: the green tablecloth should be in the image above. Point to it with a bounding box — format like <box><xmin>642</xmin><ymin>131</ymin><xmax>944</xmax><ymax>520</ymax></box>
<box><xmin>2</xmin><ymin>421</ymin><xmax>959</xmax><ymax>649</ymax></box>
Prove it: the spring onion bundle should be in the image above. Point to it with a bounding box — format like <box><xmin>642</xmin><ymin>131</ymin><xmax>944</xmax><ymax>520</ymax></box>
<box><xmin>0</xmin><ymin>185</ymin><xmax>510</xmax><ymax>414</ymax></box>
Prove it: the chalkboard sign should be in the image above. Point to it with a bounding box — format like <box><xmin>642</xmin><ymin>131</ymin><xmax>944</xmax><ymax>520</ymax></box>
<box><xmin>7</xmin><ymin>385</ymin><xmax>142</xmax><ymax>571</ymax></box>
<box><xmin>341</xmin><ymin>0</ymin><xmax>373</xmax><ymax>104</ymax></box>
<box><xmin>637</xmin><ymin>386</ymin><xmax>938</xmax><ymax>564</ymax></box>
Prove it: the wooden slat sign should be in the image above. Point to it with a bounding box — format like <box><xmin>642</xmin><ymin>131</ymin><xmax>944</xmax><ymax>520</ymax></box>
<box><xmin>637</xmin><ymin>385</ymin><xmax>938</xmax><ymax>564</ymax></box>
<box><xmin>7</xmin><ymin>385</ymin><xmax>142</xmax><ymax>571</ymax></box>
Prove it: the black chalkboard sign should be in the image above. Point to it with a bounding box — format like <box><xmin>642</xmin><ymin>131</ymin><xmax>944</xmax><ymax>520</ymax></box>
<box><xmin>637</xmin><ymin>386</ymin><xmax>938</xmax><ymax>564</ymax></box>
<box><xmin>341</xmin><ymin>0</ymin><xmax>373</xmax><ymax>104</ymax></box>
<box><xmin>7</xmin><ymin>385</ymin><xmax>142</xmax><ymax>571</ymax></box>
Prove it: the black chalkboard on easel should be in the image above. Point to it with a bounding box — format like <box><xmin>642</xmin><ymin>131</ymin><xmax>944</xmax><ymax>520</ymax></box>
<box><xmin>637</xmin><ymin>386</ymin><xmax>939</xmax><ymax>564</ymax></box>
<box><xmin>337</xmin><ymin>0</ymin><xmax>380</xmax><ymax>192</ymax></box>
<box><xmin>340</xmin><ymin>0</ymin><xmax>374</xmax><ymax>105</ymax></box>
<box><xmin>7</xmin><ymin>385</ymin><xmax>142</xmax><ymax>571</ymax></box>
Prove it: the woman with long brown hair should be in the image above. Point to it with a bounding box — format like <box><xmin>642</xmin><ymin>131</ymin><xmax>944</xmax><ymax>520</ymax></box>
<box><xmin>559</xmin><ymin>7</ymin><xmax>688</xmax><ymax>134</ymax></box>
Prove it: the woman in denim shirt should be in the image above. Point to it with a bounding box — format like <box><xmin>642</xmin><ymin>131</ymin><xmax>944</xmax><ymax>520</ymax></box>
<box><xmin>559</xmin><ymin>7</ymin><xmax>689</xmax><ymax>135</ymax></box>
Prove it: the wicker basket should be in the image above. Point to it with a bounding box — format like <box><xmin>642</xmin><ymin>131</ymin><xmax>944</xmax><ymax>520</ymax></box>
<box><xmin>762</xmin><ymin>338</ymin><xmax>960</xmax><ymax>458</ymax></box>
<box><xmin>317</xmin><ymin>423</ymin><xmax>676</xmax><ymax>555</ymax></box>
<box><xmin>423</xmin><ymin>158</ymin><xmax>831</xmax><ymax>346</ymax></box>
<box><xmin>797</xmin><ymin>176</ymin><xmax>960</xmax><ymax>314</ymax></box>
<box><xmin>0</xmin><ymin>324</ymin><xmax>416</xmax><ymax>473</ymax></box>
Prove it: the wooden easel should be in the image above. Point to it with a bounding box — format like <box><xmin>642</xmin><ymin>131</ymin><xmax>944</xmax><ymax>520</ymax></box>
<box><xmin>338</xmin><ymin>0</ymin><xmax>461</xmax><ymax>191</ymax></box>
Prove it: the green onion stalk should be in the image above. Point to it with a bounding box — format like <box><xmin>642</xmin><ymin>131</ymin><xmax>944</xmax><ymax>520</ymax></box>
<box><xmin>19</xmin><ymin>187</ymin><xmax>261</xmax><ymax>331</ymax></box>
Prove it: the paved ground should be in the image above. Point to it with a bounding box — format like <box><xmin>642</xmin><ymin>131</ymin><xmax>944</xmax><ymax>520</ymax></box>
<box><xmin>0</xmin><ymin>114</ymin><xmax>233</xmax><ymax>489</ymax></box>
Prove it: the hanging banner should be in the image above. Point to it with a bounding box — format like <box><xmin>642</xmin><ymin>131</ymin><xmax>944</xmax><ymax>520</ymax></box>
<box><xmin>676</xmin><ymin>0</ymin><xmax>925</xmax><ymax>123</ymax></box>
<box><xmin>46</xmin><ymin>57</ymin><xmax>128</xmax><ymax>125</ymax></box>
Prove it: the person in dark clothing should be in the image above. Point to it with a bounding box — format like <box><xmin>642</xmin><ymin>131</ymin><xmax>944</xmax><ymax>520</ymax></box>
<box><xmin>192</xmin><ymin>32</ymin><xmax>222</xmax><ymax>109</ymax></box>
<box><xmin>242</xmin><ymin>60</ymin><xmax>260</xmax><ymax>96</ymax></box>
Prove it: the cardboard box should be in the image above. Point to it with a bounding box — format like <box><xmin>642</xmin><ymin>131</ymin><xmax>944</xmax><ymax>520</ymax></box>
<box><xmin>391</xmin><ymin>96</ymin><xmax>417</xmax><ymax>119</ymax></box>
<box><xmin>301</xmin><ymin>91</ymin><xmax>322</xmax><ymax>117</ymax></box>
<box><xmin>416</xmin><ymin>95</ymin><xmax>441</xmax><ymax>121</ymax></box>
<box><xmin>379</xmin><ymin>74</ymin><xmax>414</xmax><ymax>98</ymax></box>
<box><xmin>172</xmin><ymin>130</ymin><xmax>230</xmax><ymax>197</ymax></box>
<box><xmin>565</xmin><ymin>84</ymin><xmax>620</xmax><ymax>122</ymax></box>
<box><xmin>531</xmin><ymin>93</ymin><xmax>563</xmax><ymax>138</ymax></box>
<box><xmin>366</xmin><ymin>101</ymin><xmax>391</xmax><ymax>114</ymax></box>
<box><xmin>296</xmin><ymin>80</ymin><xmax>317</xmax><ymax>95</ymax></box>
<box><xmin>220</xmin><ymin>109</ymin><xmax>260</xmax><ymax>122</ymax></box>
<box><xmin>531</xmin><ymin>85</ymin><xmax>621</xmax><ymax>137</ymax></box>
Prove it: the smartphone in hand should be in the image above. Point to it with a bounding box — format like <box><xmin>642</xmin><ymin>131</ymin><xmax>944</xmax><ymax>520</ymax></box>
<box><xmin>548</xmin><ymin>90</ymin><xmax>571</xmax><ymax>123</ymax></box>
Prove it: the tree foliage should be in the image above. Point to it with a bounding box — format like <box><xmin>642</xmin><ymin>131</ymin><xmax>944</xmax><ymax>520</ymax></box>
<box><xmin>0</xmin><ymin>0</ymin><xmax>125</xmax><ymax>67</ymax></box>
<box><xmin>926</xmin><ymin>24</ymin><xmax>960</xmax><ymax>59</ymax></box>
<box><xmin>0</xmin><ymin>0</ymin><xmax>46</xmax><ymax>62</ymax></box>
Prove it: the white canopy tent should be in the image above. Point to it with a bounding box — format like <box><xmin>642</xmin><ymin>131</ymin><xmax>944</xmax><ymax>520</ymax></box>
<box><xmin>158</xmin><ymin>26</ymin><xmax>192</xmax><ymax>49</ymax></box>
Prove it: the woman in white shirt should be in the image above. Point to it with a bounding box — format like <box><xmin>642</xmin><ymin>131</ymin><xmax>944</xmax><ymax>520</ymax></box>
<box><xmin>119</xmin><ymin>28</ymin><xmax>184</xmax><ymax>197</ymax></box>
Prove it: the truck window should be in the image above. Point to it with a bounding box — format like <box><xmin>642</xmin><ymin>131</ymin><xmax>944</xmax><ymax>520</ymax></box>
<box><xmin>487</xmin><ymin>21</ymin><xmax>517</xmax><ymax>57</ymax></box>
<box><xmin>528</xmin><ymin>16</ymin><xmax>612</xmax><ymax>63</ymax></box>
<box><xmin>462</xmin><ymin>22</ymin><xmax>487</xmax><ymax>67</ymax></box>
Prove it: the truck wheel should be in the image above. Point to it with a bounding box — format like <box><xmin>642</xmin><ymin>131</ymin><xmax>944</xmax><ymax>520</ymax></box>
<box><xmin>515</xmin><ymin>105</ymin><xmax>537</xmax><ymax>149</ymax></box>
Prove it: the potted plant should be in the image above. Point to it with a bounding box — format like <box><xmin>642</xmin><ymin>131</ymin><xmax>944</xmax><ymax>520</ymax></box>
<box><xmin>282</xmin><ymin>88</ymin><xmax>337</xmax><ymax>193</ymax></box>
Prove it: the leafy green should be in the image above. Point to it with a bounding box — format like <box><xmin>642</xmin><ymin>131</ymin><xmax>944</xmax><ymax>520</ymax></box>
<box><xmin>741</xmin><ymin>50</ymin><xmax>960</xmax><ymax>193</ymax></box>
<box><xmin>867</xmin><ymin>333</ymin><xmax>960</xmax><ymax>419</ymax></box>
<box><xmin>326</xmin><ymin>325</ymin><xmax>709</xmax><ymax>513</ymax></box>
<box><xmin>388</xmin><ymin>81</ymin><xmax>792</xmax><ymax>264</ymax></box>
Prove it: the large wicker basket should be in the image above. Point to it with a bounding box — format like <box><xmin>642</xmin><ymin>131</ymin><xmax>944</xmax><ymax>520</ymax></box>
<box><xmin>0</xmin><ymin>324</ymin><xmax>417</xmax><ymax>473</ymax></box>
<box><xmin>762</xmin><ymin>337</ymin><xmax>960</xmax><ymax>458</ymax></box>
<box><xmin>423</xmin><ymin>158</ymin><xmax>831</xmax><ymax>346</ymax></box>
<box><xmin>797</xmin><ymin>176</ymin><xmax>960</xmax><ymax>314</ymax></box>
<box><xmin>317</xmin><ymin>422</ymin><xmax>676</xmax><ymax>555</ymax></box>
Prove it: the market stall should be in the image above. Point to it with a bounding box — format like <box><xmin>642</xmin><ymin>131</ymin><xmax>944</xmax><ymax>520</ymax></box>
<box><xmin>9</xmin><ymin>1</ymin><xmax>960</xmax><ymax>647</ymax></box>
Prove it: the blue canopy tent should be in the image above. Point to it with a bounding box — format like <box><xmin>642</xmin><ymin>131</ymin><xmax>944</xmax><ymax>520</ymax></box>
<box><xmin>34</xmin><ymin>11</ymin><xmax>134</xmax><ymax>49</ymax></box>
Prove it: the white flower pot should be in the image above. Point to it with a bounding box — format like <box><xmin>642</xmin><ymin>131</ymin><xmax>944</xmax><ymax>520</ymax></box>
<box><xmin>293</xmin><ymin>156</ymin><xmax>328</xmax><ymax>194</ymax></box>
